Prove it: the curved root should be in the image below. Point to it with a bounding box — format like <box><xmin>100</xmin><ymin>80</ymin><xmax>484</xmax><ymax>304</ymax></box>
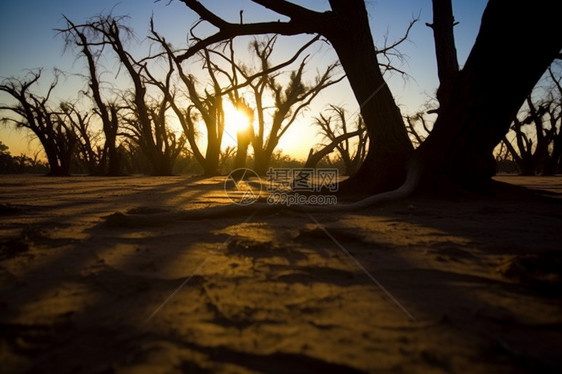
<box><xmin>104</xmin><ymin>160</ymin><xmax>423</xmax><ymax>226</ymax></box>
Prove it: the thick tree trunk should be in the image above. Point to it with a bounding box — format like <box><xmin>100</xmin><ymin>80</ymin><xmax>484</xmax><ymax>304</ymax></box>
<box><xmin>203</xmin><ymin>138</ymin><xmax>220</xmax><ymax>176</ymax></box>
<box><xmin>543</xmin><ymin>131</ymin><xmax>562</xmax><ymax>176</ymax></box>
<box><xmin>36</xmin><ymin>133</ymin><xmax>69</xmax><ymax>176</ymax></box>
<box><xmin>253</xmin><ymin>149</ymin><xmax>272</xmax><ymax>176</ymax></box>
<box><xmin>415</xmin><ymin>0</ymin><xmax>562</xmax><ymax>192</ymax></box>
<box><xmin>177</xmin><ymin>0</ymin><xmax>560</xmax><ymax>198</ymax></box>
<box><xmin>106</xmin><ymin>142</ymin><xmax>121</xmax><ymax>176</ymax></box>
<box><xmin>233</xmin><ymin>141</ymin><xmax>250</xmax><ymax>171</ymax></box>
<box><xmin>104</xmin><ymin>110</ymin><xmax>121</xmax><ymax>176</ymax></box>
<box><xmin>44</xmin><ymin>149</ymin><xmax>69</xmax><ymax>176</ymax></box>
<box><xmin>428</xmin><ymin>0</ymin><xmax>459</xmax><ymax>107</ymax></box>
<box><xmin>233</xmin><ymin>125</ymin><xmax>254</xmax><ymax>170</ymax></box>
<box><xmin>155</xmin><ymin>158</ymin><xmax>174</xmax><ymax>176</ymax></box>
<box><xmin>322</xmin><ymin>0</ymin><xmax>414</xmax><ymax>194</ymax></box>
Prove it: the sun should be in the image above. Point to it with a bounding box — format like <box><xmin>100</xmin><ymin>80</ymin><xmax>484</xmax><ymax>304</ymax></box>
<box><xmin>222</xmin><ymin>101</ymin><xmax>254</xmax><ymax>149</ymax></box>
<box><xmin>223</xmin><ymin>101</ymin><xmax>252</xmax><ymax>135</ymax></box>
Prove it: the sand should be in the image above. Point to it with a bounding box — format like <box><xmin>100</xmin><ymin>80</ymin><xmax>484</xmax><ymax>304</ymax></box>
<box><xmin>1</xmin><ymin>174</ymin><xmax>561</xmax><ymax>373</ymax></box>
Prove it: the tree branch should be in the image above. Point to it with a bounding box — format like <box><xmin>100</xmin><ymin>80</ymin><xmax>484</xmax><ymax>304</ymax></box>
<box><xmin>250</xmin><ymin>0</ymin><xmax>326</xmax><ymax>19</ymax></box>
<box><xmin>177</xmin><ymin>0</ymin><xmax>230</xmax><ymax>29</ymax></box>
<box><xmin>175</xmin><ymin>0</ymin><xmax>324</xmax><ymax>62</ymax></box>
<box><xmin>177</xmin><ymin>21</ymin><xmax>315</xmax><ymax>62</ymax></box>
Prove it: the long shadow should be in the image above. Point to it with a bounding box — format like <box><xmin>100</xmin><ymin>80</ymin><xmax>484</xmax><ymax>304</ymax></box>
<box><xmin>0</xmin><ymin>172</ymin><xmax>376</xmax><ymax>372</ymax></box>
<box><xmin>301</xmin><ymin>191</ymin><xmax>562</xmax><ymax>371</ymax></box>
<box><xmin>2</xmin><ymin>176</ymin><xmax>562</xmax><ymax>373</ymax></box>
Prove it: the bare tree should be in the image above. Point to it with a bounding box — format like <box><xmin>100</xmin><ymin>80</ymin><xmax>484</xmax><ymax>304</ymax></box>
<box><xmin>175</xmin><ymin>0</ymin><xmax>561</xmax><ymax>200</ymax></box>
<box><xmin>149</xmin><ymin>26</ymin><xmax>226</xmax><ymax>175</ymax></box>
<box><xmin>151</xmin><ymin>25</ymin><xmax>341</xmax><ymax>175</ymax></box>
<box><xmin>0</xmin><ymin>71</ymin><xmax>76</xmax><ymax>176</ymax></box>
<box><xmin>58</xmin><ymin>101</ymin><xmax>99</xmax><ymax>175</ymax></box>
<box><xmin>306</xmin><ymin>105</ymin><xmax>367</xmax><ymax>175</ymax></box>
<box><xmin>69</xmin><ymin>14</ymin><xmax>185</xmax><ymax>175</ymax></box>
<box><xmin>58</xmin><ymin>17</ymin><xmax>124</xmax><ymax>175</ymax></box>
<box><xmin>502</xmin><ymin>67</ymin><xmax>562</xmax><ymax>175</ymax></box>
<box><xmin>404</xmin><ymin>109</ymin><xmax>434</xmax><ymax>148</ymax></box>
<box><xmin>182</xmin><ymin>57</ymin><xmax>226</xmax><ymax>176</ymax></box>
<box><xmin>121</xmin><ymin>94</ymin><xmax>186</xmax><ymax>175</ymax></box>
<box><xmin>232</xmin><ymin>98</ymin><xmax>255</xmax><ymax>170</ymax></box>
<box><xmin>206</xmin><ymin>34</ymin><xmax>345</xmax><ymax>176</ymax></box>
<box><xmin>175</xmin><ymin>0</ymin><xmax>414</xmax><ymax>193</ymax></box>
<box><xmin>230</xmin><ymin>36</ymin><xmax>344</xmax><ymax>175</ymax></box>
<box><xmin>542</xmin><ymin>66</ymin><xmax>562</xmax><ymax>175</ymax></box>
<box><xmin>502</xmin><ymin>117</ymin><xmax>535</xmax><ymax>175</ymax></box>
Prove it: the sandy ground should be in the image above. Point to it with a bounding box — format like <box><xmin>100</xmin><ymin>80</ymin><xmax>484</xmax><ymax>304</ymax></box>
<box><xmin>0</xmin><ymin>174</ymin><xmax>561</xmax><ymax>373</ymax></box>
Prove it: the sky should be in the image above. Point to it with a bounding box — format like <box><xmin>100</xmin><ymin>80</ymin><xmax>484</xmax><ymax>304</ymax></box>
<box><xmin>0</xmin><ymin>0</ymin><xmax>488</xmax><ymax>160</ymax></box>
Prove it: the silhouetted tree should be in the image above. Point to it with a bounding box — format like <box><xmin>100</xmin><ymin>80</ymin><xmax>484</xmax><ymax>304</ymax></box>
<box><xmin>232</xmin><ymin>98</ymin><xmax>255</xmax><ymax>170</ymax></box>
<box><xmin>502</xmin><ymin>67</ymin><xmax>562</xmax><ymax>175</ymax></box>
<box><xmin>306</xmin><ymin>105</ymin><xmax>367</xmax><ymax>175</ymax></box>
<box><xmin>175</xmin><ymin>0</ymin><xmax>562</xmax><ymax>197</ymax></box>
<box><xmin>149</xmin><ymin>26</ymin><xmax>226</xmax><ymax>176</ymax></box>
<box><xmin>426</xmin><ymin>0</ymin><xmax>459</xmax><ymax>110</ymax></box>
<box><xmin>152</xmin><ymin>26</ymin><xmax>340</xmax><ymax>175</ymax></box>
<box><xmin>538</xmin><ymin>66</ymin><xmax>562</xmax><ymax>175</ymax></box>
<box><xmin>58</xmin><ymin>17</ymin><xmax>124</xmax><ymax>175</ymax></box>
<box><xmin>176</xmin><ymin>0</ymin><xmax>413</xmax><ymax>192</ymax></box>
<box><xmin>405</xmin><ymin>108</ymin><xmax>434</xmax><ymax>148</ymax></box>
<box><xmin>415</xmin><ymin>0</ymin><xmax>561</xmax><ymax>192</ymax></box>
<box><xmin>58</xmin><ymin>101</ymin><xmax>99</xmax><ymax>175</ymax></box>
<box><xmin>494</xmin><ymin>141</ymin><xmax>518</xmax><ymax>174</ymax></box>
<box><xmin>249</xmin><ymin>37</ymin><xmax>342</xmax><ymax>175</ymax></box>
<box><xmin>121</xmin><ymin>95</ymin><xmax>185</xmax><ymax>176</ymax></box>
<box><xmin>0</xmin><ymin>71</ymin><xmax>76</xmax><ymax>176</ymax></box>
<box><xmin>70</xmin><ymin>15</ymin><xmax>184</xmax><ymax>175</ymax></box>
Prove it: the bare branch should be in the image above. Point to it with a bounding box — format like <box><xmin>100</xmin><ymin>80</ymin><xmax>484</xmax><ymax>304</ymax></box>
<box><xmin>175</xmin><ymin>0</ymin><xmax>324</xmax><ymax>62</ymax></box>
<box><xmin>177</xmin><ymin>0</ymin><xmax>230</xmax><ymax>29</ymax></box>
<box><xmin>250</xmin><ymin>0</ymin><xmax>326</xmax><ymax>19</ymax></box>
<box><xmin>376</xmin><ymin>17</ymin><xmax>418</xmax><ymax>54</ymax></box>
<box><xmin>206</xmin><ymin>34</ymin><xmax>322</xmax><ymax>96</ymax></box>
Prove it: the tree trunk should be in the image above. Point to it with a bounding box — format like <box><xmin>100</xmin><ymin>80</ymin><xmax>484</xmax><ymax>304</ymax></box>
<box><xmin>43</xmin><ymin>145</ymin><xmax>68</xmax><ymax>176</ymax></box>
<box><xmin>106</xmin><ymin>141</ymin><xmax>121</xmax><ymax>175</ymax></box>
<box><xmin>233</xmin><ymin>139</ymin><xmax>250</xmax><ymax>170</ymax></box>
<box><xmin>233</xmin><ymin>124</ymin><xmax>254</xmax><ymax>170</ymax></box>
<box><xmin>414</xmin><ymin>0</ymin><xmax>562</xmax><ymax>192</ymax></box>
<box><xmin>427</xmin><ymin>0</ymin><xmax>459</xmax><ymax>107</ymax></box>
<box><xmin>176</xmin><ymin>0</ymin><xmax>561</xmax><ymax>197</ymax></box>
<box><xmin>543</xmin><ymin>129</ymin><xmax>562</xmax><ymax>176</ymax></box>
<box><xmin>203</xmin><ymin>137</ymin><xmax>220</xmax><ymax>176</ymax></box>
<box><xmin>322</xmin><ymin>0</ymin><xmax>413</xmax><ymax>194</ymax></box>
<box><xmin>253</xmin><ymin>148</ymin><xmax>272</xmax><ymax>176</ymax></box>
<box><xmin>304</xmin><ymin>129</ymin><xmax>361</xmax><ymax>169</ymax></box>
<box><xmin>152</xmin><ymin>156</ymin><xmax>174</xmax><ymax>176</ymax></box>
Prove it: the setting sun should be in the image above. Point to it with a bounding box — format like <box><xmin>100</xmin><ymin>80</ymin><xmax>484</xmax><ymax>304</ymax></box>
<box><xmin>223</xmin><ymin>101</ymin><xmax>252</xmax><ymax>135</ymax></box>
<box><xmin>222</xmin><ymin>101</ymin><xmax>254</xmax><ymax>149</ymax></box>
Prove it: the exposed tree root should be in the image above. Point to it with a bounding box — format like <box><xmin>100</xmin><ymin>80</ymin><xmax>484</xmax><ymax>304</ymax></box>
<box><xmin>302</xmin><ymin>158</ymin><xmax>422</xmax><ymax>212</ymax></box>
<box><xmin>104</xmin><ymin>163</ymin><xmax>556</xmax><ymax>229</ymax></box>
<box><xmin>103</xmin><ymin>160</ymin><xmax>423</xmax><ymax>227</ymax></box>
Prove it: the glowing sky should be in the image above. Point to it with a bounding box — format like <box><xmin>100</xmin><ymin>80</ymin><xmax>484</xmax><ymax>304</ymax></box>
<box><xmin>0</xmin><ymin>0</ymin><xmax>487</xmax><ymax>160</ymax></box>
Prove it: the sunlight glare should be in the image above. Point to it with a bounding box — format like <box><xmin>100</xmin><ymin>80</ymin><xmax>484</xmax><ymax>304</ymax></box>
<box><xmin>221</xmin><ymin>101</ymin><xmax>254</xmax><ymax>149</ymax></box>
<box><xmin>224</xmin><ymin>101</ymin><xmax>251</xmax><ymax>135</ymax></box>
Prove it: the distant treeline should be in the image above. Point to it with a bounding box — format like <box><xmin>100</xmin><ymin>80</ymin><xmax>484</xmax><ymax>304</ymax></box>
<box><xmin>0</xmin><ymin>140</ymin><xmax>346</xmax><ymax>176</ymax></box>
